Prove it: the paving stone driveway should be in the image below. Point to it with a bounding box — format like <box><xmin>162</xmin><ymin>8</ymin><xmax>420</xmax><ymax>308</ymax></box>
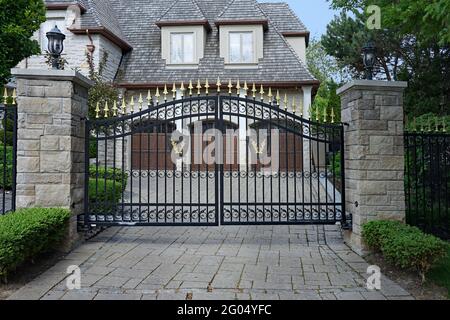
<box><xmin>8</xmin><ymin>225</ymin><xmax>413</xmax><ymax>300</ymax></box>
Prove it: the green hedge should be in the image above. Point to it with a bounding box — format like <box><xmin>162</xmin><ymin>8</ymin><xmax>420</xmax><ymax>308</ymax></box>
<box><xmin>362</xmin><ymin>220</ymin><xmax>448</xmax><ymax>282</ymax></box>
<box><xmin>0</xmin><ymin>208</ymin><xmax>71</xmax><ymax>279</ymax></box>
<box><xmin>0</xmin><ymin>145</ymin><xmax>14</xmax><ymax>190</ymax></box>
<box><xmin>89</xmin><ymin>166</ymin><xmax>128</xmax><ymax>185</ymax></box>
<box><xmin>89</xmin><ymin>178</ymin><xmax>123</xmax><ymax>213</ymax></box>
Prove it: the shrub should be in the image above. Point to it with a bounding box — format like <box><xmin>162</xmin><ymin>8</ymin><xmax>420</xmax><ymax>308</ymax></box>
<box><xmin>0</xmin><ymin>208</ymin><xmax>71</xmax><ymax>279</ymax></box>
<box><xmin>0</xmin><ymin>145</ymin><xmax>14</xmax><ymax>190</ymax></box>
<box><xmin>89</xmin><ymin>166</ymin><xmax>128</xmax><ymax>185</ymax></box>
<box><xmin>88</xmin><ymin>178</ymin><xmax>123</xmax><ymax>213</ymax></box>
<box><xmin>89</xmin><ymin>138</ymin><xmax>98</xmax><ymax>159</ymax></box>
<box><xmin>0</xmin><ymin>130</ymin><xmax>14</xmax><ymax>147</ymax></box>
<box><xmin>362</xmin><ymin>220</ymin><xmax>448</xmax><ymax>282</ymax></box>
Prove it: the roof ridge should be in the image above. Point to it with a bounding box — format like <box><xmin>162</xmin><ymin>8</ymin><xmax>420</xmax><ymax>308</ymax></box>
<box><xmin>217</xmin><ymin>0</ymin><xmax>266</xmax><ymax>20</ymax></box>
<box><xmin>257</xmin><ymin>2</ymin><xmax>315</xmax><ymax>81</ymax></box>
<box><xmin>158</xmin><ymin>0</ymin><xmax>207</xmax><ymax>21</ymax></box>
<box><xmin>216</xmin><ymin>0</ymin><xmax>235</xmax><ymax>19</ymax></box>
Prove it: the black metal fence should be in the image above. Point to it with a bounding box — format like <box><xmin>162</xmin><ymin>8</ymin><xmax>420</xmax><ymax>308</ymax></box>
<box><xmin>404</xmin><ymin>131</ymin><xmax>450</xmax><ymax>239</ymax></box>
<box><xmin>0</xmin><ymin>104</ymin><xmax>17</xmax><ymax>215</ymax></box>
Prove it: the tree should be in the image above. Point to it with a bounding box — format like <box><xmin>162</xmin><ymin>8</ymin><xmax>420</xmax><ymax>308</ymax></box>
<box><xmin>0</xmin><ymin>0</ymin><xmax>46</xmax><ymax>85</ymax></box>
<box><xmin>323</xmin><ymin>0</ymin><xmax>450</xmax><ymax>117</ymax></box>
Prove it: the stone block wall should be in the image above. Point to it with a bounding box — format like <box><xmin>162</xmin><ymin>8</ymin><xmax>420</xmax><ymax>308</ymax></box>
<box><xmin>12</xmin><ymin>69</ymin><xmax>92</xmax><ymax>250</ymax></box>
<box><xmin>337</xmin><ymin>80</ymin><xmax>408</xmax><ymax>253</ymax></box>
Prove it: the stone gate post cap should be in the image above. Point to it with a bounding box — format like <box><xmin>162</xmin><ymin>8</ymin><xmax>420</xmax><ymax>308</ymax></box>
<box><xmin>337</xmin><ymin>80</ymin><xmax>408</xmax><ymax>96</ymax></box>
<box><xmin>11</xmin><ymin>68</ymin><xmax>93</xmax><ymax>88</ymax></box>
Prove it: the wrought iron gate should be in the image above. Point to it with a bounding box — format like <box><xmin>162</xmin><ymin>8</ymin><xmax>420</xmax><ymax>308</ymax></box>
<box><xmin>82</xmin><ymin>85</ymin><xmax>346</xmax><ymax>227</ymax></box>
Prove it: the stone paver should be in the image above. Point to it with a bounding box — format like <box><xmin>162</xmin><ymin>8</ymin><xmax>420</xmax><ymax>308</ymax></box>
<box><xmin>7</xmin><ymin>225</ymin><xmax>414</xmax><ymax>300</ymax></box>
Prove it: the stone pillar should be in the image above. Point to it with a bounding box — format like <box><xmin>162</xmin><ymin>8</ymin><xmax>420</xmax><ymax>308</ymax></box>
<box><xmin>337</xmin><ymin>80</ymin><xmax>408</xmax><ymax>254</ymax></box>
<box><xmin>11</xmin><ymin>68</ymin><xmax>92</xmax><ymax>251</ymax></box>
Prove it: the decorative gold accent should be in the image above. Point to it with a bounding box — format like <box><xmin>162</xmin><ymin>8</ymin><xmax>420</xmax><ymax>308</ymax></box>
<box><xmin>428</xmin><ymin>117</ymin><xmax>432</xmax><ymax>132</ymax></box>
<box><xmin>283</xmin><ymin>93</ymin><xmax>288</xmax><ymax>110</ymax></box>
<box><xmin>205</xmin><ymin>79</ymin><xmax>210</xmax><ymax>95</ymax></box>
<box><xmin>188</xmin><ymin>80</ymin><xmax>194</xmax><ymax>96</ymax></box>
<box><xmin>316</xmin><ymin>105</ymin><xmax>320</xmax><ymax>122</ymax></box>
<box><xmin>243</xmin><ymin>81</ymin><xmax>249</xmax><ymax>96</ymax></box>
<box><xmin>443</xmin><ymin>118</ymin><xmax>447</xmax><ymax>132</ymax></box>
<box><xmin>292</xmin><ymin>97</ymin><xmax>296</xmax><ymax>113</ymax></box>
<box><xmin>2</xmin><ymin>88</ymin><xmax>7</xmax><ymax>104</ymax></box>
<box><xmin>104</xmin><ymin>101</ymin><xmax>109</xmax><ymax>118</ymax></box>
<box><xmin>172</xmin><ymin>83</ymin><xmax>177</xmax><ymax>99</ymax></box>
<box><xmin>267</xmin><ymin>87</ymin><xmax>273</xmax><ymax>104</ymax></box>
<box><xmin>138</xmin><ymin>93</ymin><xmax>143</xmax><ymax>111</ymax></box>
<box><xmin>251</xmin><ymin>83</ymin><xmax>257</xmax><ymax>98</ymax></box>
<box><xmin>95</xmin><ymin>102</ymin><xmax>100</xmax><ymax>119</ymax></box>
<box><xmin>180</xmin><ymin>82</ymin><xmax>185</xmax><ymax>97</ymax></box>
<box><xmin>228</xmin><ymin>79</ymin><xmax>233</xmax><ymax>94</ymax></box>
<box><xmin>276</xmin><ymin>90</ymin><xmax>280</xmax><ymax>106</ymax></box>
<box><xmin>299</xmin><ymin>97</ymin><xmax>304</xmax><ymax>116</ymax></box>
<box><xmin>112</xmin><ymin>100</ymin><xmax>118</xmax><ymax>117</ymax></box>
<box><xmin>259</xmin><ymin>85</ymin><xmax>265</xmax><ymax>101</ymax></box>
<box><xmin>163</xmin><ymin>84</ymin><xmax>169</xmax><ymax>101</ymax></box>
<box><xmin>171</xmin><ymin>139</ymin><xmax>185</xmax><ymax>156</ymax></box>
<box><xmin>155</xmin><ymin>87</ymin><xmax>160</xmax><ymax>104</ymax></box>
<box><xmin>196</xmin><ymin>79</ymin><xmax>202</xmax><ymax>95</ymax></box>
<box><xmin>121</xmin><ymin>97</ymin><xmax>127</xmax><ymax>114</ymax></box>
<box><xmin>323</xmin><ymin>107</ymin><xmax>328</xmax><ymax>122</ymax></box>
<box><xmin>251</xmin><ymin>139</ymin><xmax>267</xmax><ymax>155</ymax></box>
<box><xmin>331</xmin><ymin>107</ymin><xmax>335</xmax><ymax>124</ymax></box>
<box><xmin>216</xmin><ymin>77</ymin><xmax>221</xmax><ymax>93</ymax></box>
<box><xmin>11</xmin><ymin>89</ymin><xmax>17</xmax><ymax>105</ymax></box>
<box><xmin>147</xmin><ymin>90</ymin><xmax>152</xmax><ymax>106</ymax></box>
<box><xmin>130</xmin><ymin>96</ymin><xmax>135</xmax><ymax>113</ymax></box>
<box><xmin>236</xmin><ymin>79</ymin><xmax>241</xmax><ymax>95</ymax></box>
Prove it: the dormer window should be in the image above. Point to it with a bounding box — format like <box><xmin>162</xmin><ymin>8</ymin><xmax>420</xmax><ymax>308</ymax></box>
<box><xmin>170</xmin><ymin>32</ymin><xmax>195</xmax><ymax>64</ymax></box>
<box><xmin>229</xmin><ymin>32</ymin><xmax>254</xmax><ymax>63</ymax></box>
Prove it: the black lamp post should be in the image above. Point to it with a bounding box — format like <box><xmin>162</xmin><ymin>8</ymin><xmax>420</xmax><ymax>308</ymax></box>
<box><xmin>362</xmin><ymin>41</ymin><xmax>376</xmax><ymax>80</ymax></box>
<box><xmin>46</xmin><ymin>25</ymin><xmax>66</xmax><ymax>70</ymax></box>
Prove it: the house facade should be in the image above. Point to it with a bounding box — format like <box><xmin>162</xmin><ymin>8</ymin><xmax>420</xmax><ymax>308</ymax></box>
<box><xmin>20</xmin><ymin>0</ymin><xmax>320</xmax><ymax>171</ymax></box>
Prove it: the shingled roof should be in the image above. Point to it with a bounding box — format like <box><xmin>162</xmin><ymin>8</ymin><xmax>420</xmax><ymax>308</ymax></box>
<box><xmin>158</xmin><ymin>0</ymin><xmax>207</xmax><ymax>23</ymax></box>
<box><xmin>45</xmin><ymin>0</ymin><xmax>316</xmax><ymax>87</ymax></box>
<box><xmin>259</xmin><ymin>2</ymin><xmax>308</xmax><ymax>34</ymax></box>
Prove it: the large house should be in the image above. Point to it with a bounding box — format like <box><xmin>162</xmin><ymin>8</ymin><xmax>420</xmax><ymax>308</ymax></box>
<box><xmin>20</xmin><ymin>0</ymin><xmax>321</xmax><ymax>171</ymax></box>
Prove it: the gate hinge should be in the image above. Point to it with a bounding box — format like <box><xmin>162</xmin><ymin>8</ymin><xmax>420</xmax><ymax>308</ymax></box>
<box><xmin>341</xmin><ymin>214</ymin><xmax>353</xmax><ymax>230</ymax></box>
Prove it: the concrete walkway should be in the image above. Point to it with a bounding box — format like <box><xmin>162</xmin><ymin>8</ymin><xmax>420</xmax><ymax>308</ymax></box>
<box><xmin>8</xmin><ymin>225</ymin><xmax>413</xmax><ymax>300</ymax></box>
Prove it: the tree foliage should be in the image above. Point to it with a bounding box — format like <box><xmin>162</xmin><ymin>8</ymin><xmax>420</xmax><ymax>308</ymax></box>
<box><xmin>0</xmin><ymin>0</ymin><xmax>46</xmax><ymax>85</ymax></box>
<box><xmin>323</xmin><ymin>0</ymin><xmax>450</xmax><ymax>117</ymax></box>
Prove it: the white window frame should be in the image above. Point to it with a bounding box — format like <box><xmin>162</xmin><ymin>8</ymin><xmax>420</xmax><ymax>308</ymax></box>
<box><xmin>169</xmin><ymin>32</ymin><xmax>196</xmax><ymax>65</ymax></box>
<box><xmin>228</xmin><ymin>31</ymin><xmax>254</xmax><ymax>64</ymax></box>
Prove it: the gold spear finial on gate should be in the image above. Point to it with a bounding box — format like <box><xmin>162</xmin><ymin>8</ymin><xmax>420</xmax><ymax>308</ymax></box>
<box><xmin>443</xmin><ymin>118</ymin><xmax>447</xmax><ymax>132</ymax></box>
<box><xmin>95</xmin><ymin>101</ymin><xmax>100</xmax><ymax>119</ymax></box>
<box><xmin>292</xmin><ymin>96</ymin><xmax>296</xmax><ymax>113</ymax></box>
<box><xmin>236</xmin><ymin>79</ymin><xmax>241</xmax><ymax>96</ymax></box>
<box><xmin>196</xmin><ymin>79</ymin><xmax>202</xmax><ymax>95</ymax></box>
<box><xmin>138</xmin><ymin>93</ymin><xmax>143</xmax><ymax>111</ymax></box>
<box><xmin>435</xmin><ymin>116</ymin><xmax>440</xmax><ymax>132</ymax></box>
<box><xmin>216</xmin><ymin>77</ymin><xmax>221</xmax><ymax>93</ymax></box>
<box><xmin>205</xmin><ymin>79</ymin><xmax>210</xmax><ymax>95</ymax></box>
<box><xmin>331</xmin><ymin>107</ymin><xmax>335</xmax><ymax>123</ymax></box>
<box><xmin>323</xmin><ymin>107</ymin><xmax>328</xmax><ymax>122</ymax></box>
<box><xmin>428</xmin><ymin>117</ymin><xmax>432</xmax><ymax>132</ymax></box>
<box><xmin>243</xmin><ymin>81</ymin><xmax>248</xmax><ymax>97</ymax></box>
<box><xmin>172</xmin><ymin>83</ymin><xmax>177</xmax><ymax>99</ymax></box>
<box><xmin>130</xmin><ymin>96</ymin><xmax>135</xmax><ymax>113</ymax></box>
<box><xmin>121</xmin><ymin>97</ymin><xmax>127</xmax><ymax>114</ymax></box>
<box><xmin>104</xmin><ymin>101</ymin><xmax>110</xmax><ymax>118</ymax></box>
<box><xmin>251</xmin><ymin>83</ymin><xmax>257</xmax><ymax>98</ymax></box>
<box><xmin>155</xmin><ymin>87</ymin><xmax>160</xmax><ymax>104</ymax></box>
<box><xmin>267</xmin><ymin>87</ymin><xmax>273</xmax><ymax>104</ymax></box>
<box><xmin>188</xmin><ymin>80</ymin><xmax>194</xmax><ymax>96</ymax></box>
<box><xmin>163</xmin><ymin>84</ymin><xmax>168</xmax><ymax>101</ymax></box>
<box><xmin>180</xmin><ymin>82</ymin><xmax>185</xmax><ymax>97</ymax></box>
<box><xmin>283</xmin><ymin>93</ymin><xmax>288</xmax><ymax>110</ymax></box>
<box><xmin>11</xmin><ymin>89</ymin><xmax>16</xmax><ymax>105</ymax></box>
<box><xmin>260</xmin><ymin>85</ymin><xmax>265</xmax><ymax>101</ymax></box>
<box><xmin>228</xmin><ymin>79</ymin><xmax>233</xmax><ymax>94</ymax></box>
<box><xmin>147</xmin><ymin>90</ymin><xmax>152</xmax><ymax>106</ymax></box>
<box><xmin>112</xmin><ymin>100</ymin><xmax>118</xmax><ymax>117</ymax></box>
<box><xmin>316</xmin><ymin>105</ymin><xmax>320</xmax><ymax>122</ymax></box>
<box><xmin>2</xmin><ymin>88</ymin><xmax>8</xmax><ymax>104</ymax></box>
<box><xmin>276</xmin><ymin>90</ymin><xmax>281</xmax><ymax>106</ymax></box>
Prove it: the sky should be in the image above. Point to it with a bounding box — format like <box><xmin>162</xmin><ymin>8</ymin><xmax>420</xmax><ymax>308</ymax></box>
<box><xmin>277</xmin><ymin>0</ymin><xmax>339</xmax><ymax>38</ymax></box>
